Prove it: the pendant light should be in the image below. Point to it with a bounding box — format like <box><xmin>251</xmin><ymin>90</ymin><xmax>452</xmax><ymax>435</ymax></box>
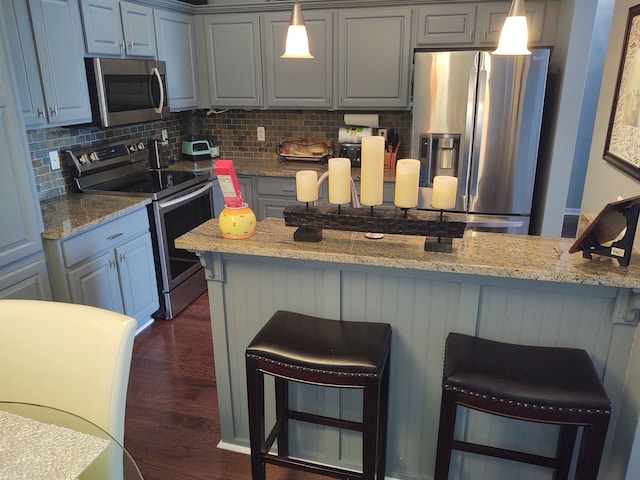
<box><xmin>281</xmin><ymin>0</ymin><xmax>314</xmax><ymax>59</ymax></box>
<box><xmin>493</xmin><ymin>0</ymin><xmax>531</xmax><ymax>55</ymax></box>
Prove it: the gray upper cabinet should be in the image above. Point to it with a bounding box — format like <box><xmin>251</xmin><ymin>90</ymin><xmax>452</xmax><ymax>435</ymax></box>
<box><xmin>154</xmin><ymin>9</ymin><xmax>199</xmax><ymax>111</ymax></box>
<box><xmin>80</xmin><ymin>0</ymin><xmax>156</xmax><ymax>57</ymax></box>
<box><xmin>415</xmin><ymin>4</ymin><xmax>477</xmax><ymax>46</ymax></box>
<box><xmin>201</xmin><ymin>13</ymin><xmax>263</xmax><ymax>108</ymax></box>
<box><xmin>476</xmin><ymin>1</ymin><xmax>558</xmax><ymax>47</ymax></box>
<box><xmin>0</xmin><ymin>12</ymin><xmax>52</xmax><ymax>300</ymax></box>
<box><xmin>25</xmin><ymin>0</ymin><xmax>92</xmax><ymax>127</ymax></box>
<box><xmin>263</xmin><ymin>10</ymin><xmax>333</xmax><ymax>109</ymax></box>
<box><xmin>337</xmin><ymin>7</ymin><xmax>412</xmax><ymax>109</ymax></box>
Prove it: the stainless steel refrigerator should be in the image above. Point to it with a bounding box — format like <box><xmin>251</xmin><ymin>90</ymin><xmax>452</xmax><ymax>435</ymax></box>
<box><xmin>411</xmin><ymin>50</ymin><xmax>549</xmax><ymax>234</ymax></box>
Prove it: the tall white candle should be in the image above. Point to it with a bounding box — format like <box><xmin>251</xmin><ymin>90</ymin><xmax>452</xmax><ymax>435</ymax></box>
<box><xmin>295</xmin><ymin>170</ymin><xmax>318</xmax><ymax>202</ymax></box>
<box><xmin>360</xmin><ymin>136</ymin><xmax>385</xmax><ymax>206</ymax></box>
<box><xmin>394</xmin><ymin>159</ymin><xmax>421</xmax><ymax>208</ymax></box>
<box><xmin>431</xmin><ymin>176</ymin><xmax>458</xmax><ymax>210</ymax></box>
<box><xmin>328</xmin><ymin>158</ymin><xmax>351</xmax><ymax>205</ymax></box>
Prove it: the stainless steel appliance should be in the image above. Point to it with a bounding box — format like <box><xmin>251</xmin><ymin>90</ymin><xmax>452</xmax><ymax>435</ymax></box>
<box><xmin>411</xmin><ymin>50</ymin><xmax>550</xmax><ymax>234</ymax></box>
<box><xmin>65</xmin><ymin>139</ymin><xmax>213</xmax><ymax>319</ymax></box>
<box><xmin>85</xmin><ymin>58</ymin><xmax>169</xmax><ymax>127</ymax></box>
<box><xmin>338</xmin><ymin>143</ymin><xmax>362</xmax><ymax>167</ymax></box>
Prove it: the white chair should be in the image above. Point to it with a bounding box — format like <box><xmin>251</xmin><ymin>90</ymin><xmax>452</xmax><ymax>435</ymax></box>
<box><xmin>0</xmin><ymin>299</ymin><xmax>136</xmax><ymax>443</ymax></box>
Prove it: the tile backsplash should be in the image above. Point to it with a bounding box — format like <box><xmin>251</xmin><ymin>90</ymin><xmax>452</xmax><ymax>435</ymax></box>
<box><xmin>28</xmin><ymin>109</ymin><xmax>411</xmax><ymax>201</ymax></box>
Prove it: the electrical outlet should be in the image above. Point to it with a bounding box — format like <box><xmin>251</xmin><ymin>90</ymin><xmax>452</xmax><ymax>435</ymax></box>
<box><xmin>161</xmin><ymin>129</ymin><xmax>168</xmax><ymax>145</ymax></box>
<box><xmin>49</xmin><ymin>150</ymin><xmax>60</xmax><ymax>170</ymax></box>
<box><xmin>378</xmin><ymin>128</ymin><xmax>388</xmax><ymax>140</ymax></box>
<box><xmin>257</xmin><ymin>126</ymin><xmax>266</xmax><ymax>142</ymax></box>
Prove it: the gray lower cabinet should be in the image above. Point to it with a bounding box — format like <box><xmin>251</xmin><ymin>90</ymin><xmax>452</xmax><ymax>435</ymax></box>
<box><xmin>4</xmin><ymin>0</ymin><xmax>92</xmax><ymax>128</ymax></box>
<box><xmin>154</xmin><ymin>8</ymin><xmax>199</xmax><ymax>111</ymax></box>
<box><xmin>0</xmin><ymin>12</ymin><xmax>52</xmax><ymax>300</ymax></box>
<box><xmin>43</xmin><ymin>208</ymin><xmax>159</xmax><ymax>330</ymax></box>
<box><xmin>200</xmin><ymin>13</ymin><xmax>263</xmax><ymax>108</ymax></box>
<box><xmin>336</xmin><ymin>7</ymin><xmax>412</xmax><ymax>109</ymax></box>
<box><xmin>255</xmin><ymin>177</ymin><xmax>297</xmax><ymax>220</ymax></box>
<box><xmin>80</xmin><ymin>0</ymin><xmax>156</xmax><ymax>57</ymax></box>
<box><xmin>263</xmin><ymin>10</ymin><xmax>333</xmax><ymax>109</ymax></box>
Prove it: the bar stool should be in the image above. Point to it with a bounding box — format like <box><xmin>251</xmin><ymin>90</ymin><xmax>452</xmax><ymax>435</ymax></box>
<box><xmin>245</xmin><ymin>310</ymin><xmax>392</xmax><ymax>480</ymax></box>
<box><xmin>434</xmin><ymin>333</ymin><xmax>611</xmax><ymax>480</ymax></box>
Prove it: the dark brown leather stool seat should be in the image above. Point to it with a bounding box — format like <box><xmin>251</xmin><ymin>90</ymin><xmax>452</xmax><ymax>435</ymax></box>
<box><xmin>434</xmin><ymin>333</ymin><xmax>612</xmax><ymax>480</ymax></box>
<box><xmin>246</xmin><ymin>310</ymin><xmax>392</xmax><ymax>480</ymax></box>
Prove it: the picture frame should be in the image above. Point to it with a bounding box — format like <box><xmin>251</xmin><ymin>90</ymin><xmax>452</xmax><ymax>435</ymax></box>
<box><xmin>604</xmin><ymin>4</ymin><xmax>640</xmax><ymax>180</ymax></box>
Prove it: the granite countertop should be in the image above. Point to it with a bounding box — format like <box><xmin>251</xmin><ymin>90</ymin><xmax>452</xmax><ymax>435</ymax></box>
<box><xmin>40</xmin><ymin>194</ymin><xmax>151</xmax><ymax>240</ymax></box>
<box><xmin>175</xmin><ymin>217</ymin><xmax>640</xmax><ymax>289</ymax></box>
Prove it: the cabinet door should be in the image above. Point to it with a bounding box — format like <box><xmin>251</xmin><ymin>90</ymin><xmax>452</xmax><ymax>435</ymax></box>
<box><xmin>120</xmin><ymin>1</ymin><xmax>156</xmax><ymax>57</ymax></box>
<box><xmin>256</xmin><ymin>177</ymin><xmax>297</xmax><ymax>220</ymax></box>
<box><xmin>115</xmin><ymin>233</ymin><xmax>159</xmax><ymax>322</ymax></box>
<box><xmin>0</xmin><ymin>13</ymin><xmax>51</xmax><ymax>300</ymax></box>
<box><xmin>476</xmin><ymin>1</ymin><xmax>554</xmax><ymax>47</ymax></box>
<box><xmin>263</xmin><ymin>10</ymin><xmax>333</xmax><ymax>109</ymax></box>
<box><xmin>415</xmin><ymin>4</ymin><xmax>476</xmax><ymax>46</ymax></box>
<box><xmin>202</xmin><ymin>14</ymin><xmax>263</xmax><ymax>108</ymax></box>
<box><xmin>337</xmin><ymin>8</ymin><xmax>412</xmax><ymax>109</ymax></box>
<box><xmin>3</xmin><ymin>0</ymin><xmax>47</xmax><ymax>128</ymax></box>
<box><xmin>68</xmin><ymin>251</ymin><xmax>125</xmax><ymax>313</ymax></box>
<box><xmin>80</xmin><ymin>0</ymin><xmax>124</xmax><ymax>55</ymax></box>
<box><xmin>28</xmin><ymin>0</ymin><xmax>92</xmax><ymax>126</ymax></box>
<box><xmin>154</xmin><ymin>9</ymin><xmax>199</xmax><ymax>111</ymax></box>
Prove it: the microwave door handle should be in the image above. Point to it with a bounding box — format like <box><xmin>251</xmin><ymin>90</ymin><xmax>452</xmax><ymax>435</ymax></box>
<box><xmin>151</xmin><ymin>67</ymin><xmax>164</xmax><ymax>114</ymax></box>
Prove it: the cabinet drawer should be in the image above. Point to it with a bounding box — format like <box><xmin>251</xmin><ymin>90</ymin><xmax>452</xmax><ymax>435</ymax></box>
<box><xmin>256</xmin><ymin>177</ymin><xmax>297</xmax><ymax>197</ymax></box>
<box><xmin>61</xmin><ymin>208</ymin><xmax>150</xmax><ymax>267</ymax></box>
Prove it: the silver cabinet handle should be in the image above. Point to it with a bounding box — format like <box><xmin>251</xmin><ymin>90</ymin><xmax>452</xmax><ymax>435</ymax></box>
<box><xmin>128</xmin><ymin>41</ymin><xmax>133</xmax><ymax>52</ymax></box>
<box><xmin>49</xmin><ymin>106</ymin><xmax>58</xmax><ymax>117</ymax></box>
<box><xmin>106</xmin><ymin>232</ymin><xmax>123</xmax><ymax>241</ymax></box>
<box><xmin>37</xmin><ymin>107</ymin><xmax>44</xmax><ymax>118</ymax></box>
<box><xmin>109</xmin><ymin>259</ymin><xmax>116</xmax><ymax>268</ymax></box>
<box><xmin>119</xmin><ymin>253</ymin><xmax>126</xmax><ymax>262</ymax></box>
<box><xmin>120</xmin><ymin>40</ymin><xmax>125</xmax><ymax>51</ymax></box>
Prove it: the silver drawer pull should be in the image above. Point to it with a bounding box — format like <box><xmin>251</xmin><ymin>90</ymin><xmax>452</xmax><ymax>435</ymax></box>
<box><xmin>119</xmin><ymin>254</ymin><xmax>126</xmax><ymax>262</ymax></box>
<box><xmin>109</xmin><ymin>259</ymin><xmax>116</xmax><ymax>268</ymax></box>
<box><xmin>106</xmin><ymin>232</ymin><xmax>123</xmax><ymax>241</ymax></box>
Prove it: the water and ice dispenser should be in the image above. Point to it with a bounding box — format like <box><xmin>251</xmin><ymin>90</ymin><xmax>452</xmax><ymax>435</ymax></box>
<box><xmin>418</xmin><ymin>133</ymin><xmax>460</xmax><ymax>187</ymax></box>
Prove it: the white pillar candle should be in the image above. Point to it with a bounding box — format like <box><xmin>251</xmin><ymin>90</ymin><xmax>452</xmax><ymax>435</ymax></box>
<box><xmin>394</xmin><ymin>159</ymin><xmax>421</xmax><ymax>208</ymax></box>
<box><xmin>328</xmin><ymin>158</ymin><xmax>351</xmax><ymax>205</ymax></box>
<box><xmin>360</xmin><ymin>136</ymin><xmax>385</xmax><ymax>206</ymax></box>
<box><xmin>295</xmin><ymin>170</ymin><xmax>318</xmax><ymax>202</ymax></box>
<box><xmin>431</xmin><ymin>176</ymin><xmax>458</xmax><ymax>210</ymax></box>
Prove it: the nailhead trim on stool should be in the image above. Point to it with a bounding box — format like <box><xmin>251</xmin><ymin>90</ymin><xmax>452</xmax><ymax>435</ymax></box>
<box><xmin>434</xmin><ymin>333</ymin><xmax>612</xmax><ymax>480</ymax></box>
<box><xmin>245</xmin><ymin>310</ymin><xmax>392</xmax><ymax>480</ymax></box>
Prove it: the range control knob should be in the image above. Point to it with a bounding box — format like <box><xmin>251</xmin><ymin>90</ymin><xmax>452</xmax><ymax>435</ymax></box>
<box><xmin>89</xmin><ymin>151</ymin><xmax>99</xmax><ymax>162</ymax></box>
<box><xmin>137</xmin><ymin>141</ymin><xmax>145</xmax><ymax>150</ymax></box>
<box><xmin>128</xmin><ymin>144</ymin><xmax>138</xmax><ymax>152</ymax></box>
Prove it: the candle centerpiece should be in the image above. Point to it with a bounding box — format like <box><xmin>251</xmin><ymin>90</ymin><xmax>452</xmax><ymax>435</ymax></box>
<box><xmin>283</xmin><ymin>137</ymin><xmax>466</xmax><ymax>251</ymax></box>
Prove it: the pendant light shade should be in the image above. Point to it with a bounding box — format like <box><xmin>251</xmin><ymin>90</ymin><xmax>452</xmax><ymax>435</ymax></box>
<box><xmin>493</xmin><ymin>0</ymin><xmax>531</xmax><ymax>55</ymax></box>
<box><xmin>281</xmin><ymin>1</ymin><xmax>313</xmax><ymax>59</ymax></box>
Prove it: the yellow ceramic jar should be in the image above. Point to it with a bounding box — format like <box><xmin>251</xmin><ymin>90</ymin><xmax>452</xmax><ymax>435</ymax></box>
<box><xmin>218</xmin><ymin>203</ymin><xmax>256</xmax><ymax>239</ymax></box>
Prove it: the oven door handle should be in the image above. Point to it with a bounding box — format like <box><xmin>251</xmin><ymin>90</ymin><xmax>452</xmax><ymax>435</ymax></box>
<box><xmin>151</xmin><ymin>67</ymin><xmax>164</xmax><ymax>114</ymax></box>
<box><xmin>158</xmin><ymin>183</ymin><xmax>212</xmax><ymax>210</ymax></box>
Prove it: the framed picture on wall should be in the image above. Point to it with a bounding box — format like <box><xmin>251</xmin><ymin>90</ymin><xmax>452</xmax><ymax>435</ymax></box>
<box><xmin>604</xmin><ymin>4</ymin><xmax>640</xmax><ymax>180</ymax></box>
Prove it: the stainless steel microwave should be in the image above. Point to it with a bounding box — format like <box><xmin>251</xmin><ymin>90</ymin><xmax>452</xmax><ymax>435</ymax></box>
<box><xmin>85</xmin><ymin>57</ymin><xmax>169</xmax><ymax>128</ymax></box>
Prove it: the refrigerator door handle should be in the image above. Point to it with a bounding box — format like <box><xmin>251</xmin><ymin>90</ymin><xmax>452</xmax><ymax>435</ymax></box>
<box><xmin>460</xmin><ymin>53</ymin><xmax>480</xmax><ymax>208</ymax></box>
<box><xmin>469</xmin><ymin>52</ymin><xmax>490</xmax><ymax>200</ymax></box>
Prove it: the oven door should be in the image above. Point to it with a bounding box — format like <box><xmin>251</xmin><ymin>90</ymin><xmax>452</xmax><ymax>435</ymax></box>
<box><xmin>153</xmin><ymin>181</ymin><xmax>213</xmax><ymax>296</ymax></box>
<box><xmin>87</xmin><ymin>57</ymin><xmax>169</xmax><ymax>127</ymax></box>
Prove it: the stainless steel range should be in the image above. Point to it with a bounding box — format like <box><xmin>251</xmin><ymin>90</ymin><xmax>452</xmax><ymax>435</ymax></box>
<box><xmin>65</xmin><ymin>139</ymin><xmax>214</xmax><ymax>319</ymax></box>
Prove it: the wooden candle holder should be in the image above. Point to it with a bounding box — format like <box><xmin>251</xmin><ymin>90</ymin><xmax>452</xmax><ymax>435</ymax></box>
<box><xmin>283</xmin><ymin>204</ymin><xmax>466</xmax><ymax>252</ymax></box>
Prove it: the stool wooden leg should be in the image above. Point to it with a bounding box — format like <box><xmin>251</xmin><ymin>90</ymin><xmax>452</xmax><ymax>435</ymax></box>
<box><xmin>434</xmin><ymin>389</ymin><xmax>458</xmax><ymax>480</ymax></box>
<box><xmin>376</xmin><ymin>358</ymin><xmax>391</xmax><ymax>480</ymax></box>
<box><xmin>246</xmin><ymin>357</ymin><xmax>266</xmax><ymax>480</ymax></box>
<box><xmin>363</xmin><ymin>377</ymin><xmax>380</xmax><ymax>480</ymax></box>
<box><xmin>555</xmin><ymin>425</ymin><xmax>578</xmax><ymax>480</ymax></box>
<box><xmin>275</xmin><ymin>377</ymin><xmax>288</xmax><ymax>456</ymax></box>
<box><xmin>575</xmin><ymin>416</ymin><xmax>610</xmax><ymax>480</ymax></box>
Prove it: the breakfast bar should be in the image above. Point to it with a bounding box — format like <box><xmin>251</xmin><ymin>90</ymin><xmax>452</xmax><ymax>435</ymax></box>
<box><xmin>175</xmin><ymin>218</ymin><xmax>640</xmax><ymax>480</ymax></box>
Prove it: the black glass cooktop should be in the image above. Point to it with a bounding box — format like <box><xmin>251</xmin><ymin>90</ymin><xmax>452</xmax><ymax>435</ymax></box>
<box><xmin>88</xmin><ymin>169</ymin><xmax>211</xmax><ymax>200</ymax></box>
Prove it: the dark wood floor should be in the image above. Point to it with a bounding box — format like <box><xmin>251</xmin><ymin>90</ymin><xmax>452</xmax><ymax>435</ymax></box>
<box><xmin>124</xmin><ymin>293</ymin><xmax>324</xmax><ymax>480</ymax></box>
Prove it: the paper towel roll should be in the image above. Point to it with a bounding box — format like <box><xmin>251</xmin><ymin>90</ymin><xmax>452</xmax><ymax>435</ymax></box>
<box><xmin>344</xmin><ymin>114</ymin><xmax>379</xmax><ymax>128</ymax></box>
<box><xmin>338</xmin><ymin>127</ymin><xmax>373</xmax><ymax>144</ymax></box>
